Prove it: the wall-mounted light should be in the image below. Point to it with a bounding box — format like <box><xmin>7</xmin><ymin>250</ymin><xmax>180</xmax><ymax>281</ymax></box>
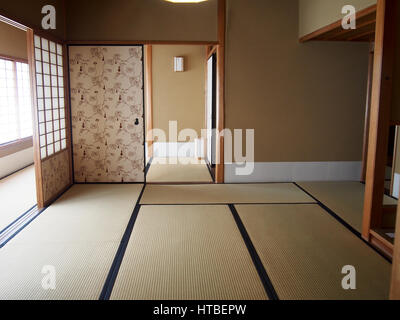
<box><xmin>174</xmin><ymin>57</ymin><xmax>185</xmax><ymax>72</ymax></box>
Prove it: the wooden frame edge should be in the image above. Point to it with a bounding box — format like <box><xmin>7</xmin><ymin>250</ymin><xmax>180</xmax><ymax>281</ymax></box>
<box><xmin>362</xmin><ymin>0</ymin><xmax>396</xmax><ymax>240</ymax></box>
<box><xmin>215</xmin><ymin>0</ymin><xmax>225</xmax><ymax>184</ymax></box>
<box><xmin>299</xmin><ymin>4</ymin><xmax>377</xmax><ymax>43</ymax></box>
<box><xmin>26</xmin><ymin>28</ymin><xmax>44</xmax><ymax>208</ymax></box>
<box><xmin>144</xmin><ymin>45</ymin><xmax>154</xmax><ymax>160</ymax></box>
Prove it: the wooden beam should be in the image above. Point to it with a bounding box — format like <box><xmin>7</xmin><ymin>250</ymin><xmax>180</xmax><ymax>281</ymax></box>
<box><xmin>361</xmin><ymin>43</ymin><xmax>375</xmax><ymax>182</ymax></box>
<box><xmin>362</xmin><ymin>0</ymin><xmax>397</xmax><ymax>240</ymax></box>
<box><xmin>215</xmin><ymin>0</ymin><xmax>225</xmax><ymax>184</ymax></box>
<box><xmin>67</xmin><ymin>40</ymin><xmax>219</xmax><ymax>46</ymax></box>
<box><xmin>390</xmin><ymin>201</ymin><xmax>400</xmax><ymax>299</ymax></box>
<box><xmin>145</xmin><ymin>45</ymin><xmax>154</xmax><ymax>160</ymax></box>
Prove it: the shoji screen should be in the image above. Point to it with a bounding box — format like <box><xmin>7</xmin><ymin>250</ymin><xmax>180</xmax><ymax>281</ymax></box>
<box><xmin>69</xmin><ymin>46</ymin><xmax>145</xmax><ymax>183</ymax></box>
<box><xmin>27</xmin><ymin>30</ymin><xmax>72</xmax><ymax>207</ymax></box>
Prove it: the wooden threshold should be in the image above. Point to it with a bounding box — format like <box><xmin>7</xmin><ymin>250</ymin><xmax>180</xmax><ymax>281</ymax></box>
<box><xmin>370</xmin><ymin>229</ymin><xmax>394</xmax><ymax>260</ymax></box>
<box><xmin>300</xmin><ymin>5</ymin><xmax>377</xmax><ymax>43</ymax></box>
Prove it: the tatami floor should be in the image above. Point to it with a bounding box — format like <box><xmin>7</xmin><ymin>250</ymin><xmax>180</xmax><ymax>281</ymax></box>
<box><xmin>146</xmin><ymin>157</ymin><xmax>213</xmax><ymax>183</ymax></box>
<box><xmin>0</xmin><ymin>179</ymin><xmax>392</xmax><ymax>300</ymax></box>
<box><xmin>0</xmin><ymin>165</ymin><xmax>36</xmax><ymax>233</ymax></box>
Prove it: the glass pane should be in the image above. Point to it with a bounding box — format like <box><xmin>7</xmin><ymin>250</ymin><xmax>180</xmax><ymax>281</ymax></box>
<box><xmin>36</xmin><ymin>74</ymin><xmax>43</xmax><ymax>86</ymax></box>
<box><xmin>41</xmin><ymin>147</ymin><xmax>47</xmax><ymax>159</ymax></box>
<box><xmin>54</xmin><ymin>130</ymin><xmax>60</xmax><ymax>141</ymax></box>
<box><xmin>40</xmin><ymin>135</ymin><xmax>46</xmax><ymax>147</ymax></box>
<box><xmin>47</xmin><ymin>132</ymin><xmax>53</xmax><ymax>144</ymax></box>
<box><xmin>47</xmin><ymin>143</ymin><xmax>54</xmax><ymax>156</ymax></box>
<box><xmin>35</xmin><ymin>61</ymin><xmax>42</xmax><ymax>74</ymax></box>
<box><xmin>34</xmin><ymin>35</ymin><xmax>41</xmax><ymax>48</ymax></box>
<box><xmin>61</xmin><ymin>139</ymin><xmax>66</xmax><ymax>149</ymax></box>
<box><xmin>35</xmin><ymin>48</ymin><xmax>41</xmax><ymax>61</ymax></box>
<box><xmin>43</xmin><ymin>63</ymin><xmax>50</xmax><ymax>75</ymax></box>
<box><xmin>39</xmin><ymin>123</ymin><xmax>46</xmax><ymax>135</ymax></box>
<box><xmin>37</xmin><ymin>98</ymin><xmax>44</xmax><ymax>110</ymax></box>
<box><xmin>57</xmin><ymin>55</ymin><xmax>63</xmax><ymax>66</ymax></box>
<box><xmin>45</xmin><ymin>110</ymin><xmax>52</xmax><ymax>121</ymax></box>
<box><xmin>41</xmin><ymin>38</ymin><xmax>49</xmax><ymax>51</ymax></box>
<box><xmin>42</xmin><ymin>50</ymin><xmax>49</xmax><ymax>63</ymax></box>
<box><xmin>44</xmin><ymin>75</ymin><xmax>51</xmax><ymax>86</ymax></box>
<box><xmin>50</xmin><ymin>53</ymin><xmax>57</xmax><ymax>65</ymax></box>
<box><xmin>49</xmin><ymin>41</ymin><xmax>56</xmax><ymax>53</ymax></box>
<box><xmin>57</xmin><ymin>44</ymin><xmax>62</xmax><ymax>55</ymax></box>
<box><xmin>54</xmin><ymin>141</ymin><xmax>60</xmax><ymax>152</ymax></box>
<box><xmin>60</xmin><ymin>128</ymin><xmax>66</xmax><ymax>139</ymax></box>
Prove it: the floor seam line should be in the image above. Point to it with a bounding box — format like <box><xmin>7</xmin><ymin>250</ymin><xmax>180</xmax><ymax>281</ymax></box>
<box><xmin>99</xmin><ymin>184</ymin><xmax>146</xmax><ymax>300</ymax></box>
<box><xmin>292</xmin><ymin>182</ymin><xmax>392</xmax><ymax>263</ymax></box>
<box><xmin>228</xmin><ymin>204</ymin><xmax>279</xmax><ymax>300</ymax></box>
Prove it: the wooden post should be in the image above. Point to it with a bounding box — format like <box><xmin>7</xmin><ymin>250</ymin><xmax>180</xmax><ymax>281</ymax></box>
<box><xmin>391</xmin><ymin>202</ymin><xmax>400</xmax><ymax>299</ymax></box>
<box><xmin>26</xmin><ymin>29</ymin><xmax>44</xmax><ymax>208</ymax></box>
<box><xmin>215</xmin><ymin>0</ymin><xmax>225</xmax><ymax>183</ymax></box>
<box><xmin>362</xmin><ymin>0</ymin><xmax>397</xmax><ymax>240</ymax></box>
<box><xmin>145</xmin><ymin>45</ymin><xmax>154</xmax><ymax>160</ymax></box>
<box><xmin>361</xmin><ymin>43</ymin><xmax>375</xmax><ymax>182</ymax></box>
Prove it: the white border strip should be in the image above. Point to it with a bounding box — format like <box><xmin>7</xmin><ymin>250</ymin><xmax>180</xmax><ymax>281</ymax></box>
<box><xmin>225</xmin><ymin>161</ymin><xmax>362</xmax><ymax>183</ymax></box>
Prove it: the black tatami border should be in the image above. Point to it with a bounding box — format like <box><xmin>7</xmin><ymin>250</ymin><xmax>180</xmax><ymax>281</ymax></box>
<box><xmin>292</xmin><ymin>182</ymin><xmax>392</xmax><ymax>263</ymax></box>
<box><xmin>228</xmin><ymin>204</ymin><xmax>279</xmax><ymax>300</ymax></box>
<box><xmin>99</xmin><ymin>185</ymin><xmax>146</xmax><ymax>300</ymax></box>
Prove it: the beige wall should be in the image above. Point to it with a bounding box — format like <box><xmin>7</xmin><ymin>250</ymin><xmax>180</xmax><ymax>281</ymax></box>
<box><xmin>0</xmin><ymin>0</ymin><xmax>66</xmax><ymax>39</ymax></box>
<box><xmin>66</xmin><ymin>0</ymin><xmax>217</xmax><ymax>42</ymax></box>
<box><xmin>0</xmin><ymin>21</ymin><xmax>27</xmax><ymax>59</ymax></box>
<box><xmin>299</xmin><ymin>0</ymin><xmax>377</xmax><ymax>37</ymax></box>
<box><xmin>152</xmin><ymin>45</ymin><xmax>206</xmax><ymax>141</ymax></box>
<box><xmin>226</xmin><ymin>0</ymin><xmax>370</xmax><ymax>162</ymax></box>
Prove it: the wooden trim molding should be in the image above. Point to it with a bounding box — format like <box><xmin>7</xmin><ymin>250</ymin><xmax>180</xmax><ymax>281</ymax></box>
<box><xmin>67</xmin><ymin>40</ymin><xmax>219</xmax><ymax>46</ymax></box>
<box><xmin>0</xmin><ymin>137</ymin><xmax>33</xmax><ymax>158</ymax></box>
<box><xmin>215</xmin><ymin>0</ymin><xmax>225</xmax><ymax>184</ymax></box>
<box><xmin>145</xmin><ymin>45</ymin><xmax>154</xmax><ymax>159</ymax></box>
<box><xmin>26</xmin><ymin>28</ymin><xmax>44</xmax><ymax>208</ymax></box>
<box><xmin>361</xmin><ymin>43</ymin><xmax>375</xmax><ymax>182</ymax></box>
<box><xmin>362</xmin><ymin>0</ymin><xmax>397</xmax><ymax>240</ymax></box>
<box><xmin>300</xmin><ymin>4</ymin><xmax>377</xmax><ymax>43</ymax></box>
<box><xmin>0</xmin><ymin>54</ymin><xmax>28</xmax><ymax>64</ymax></box>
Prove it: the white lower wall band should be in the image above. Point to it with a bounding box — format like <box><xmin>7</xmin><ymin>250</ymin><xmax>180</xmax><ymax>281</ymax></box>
<box><xmin>225</xmin><ymin>161</ymin><xmax>362</xmax><ymax>183</ymax></box>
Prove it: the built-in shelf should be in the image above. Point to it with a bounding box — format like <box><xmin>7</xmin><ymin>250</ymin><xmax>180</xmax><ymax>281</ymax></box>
<box><xmin>300</xmin><ymin>5</ymin><xmax>376</xmax><ymax>43</ymax></box>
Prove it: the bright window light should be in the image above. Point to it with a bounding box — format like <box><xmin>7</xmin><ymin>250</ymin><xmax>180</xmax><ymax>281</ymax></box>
<box><xmin>0</xmin><ymin>58</ymin><xmax>33</xmax><ymax>145</ymax></box>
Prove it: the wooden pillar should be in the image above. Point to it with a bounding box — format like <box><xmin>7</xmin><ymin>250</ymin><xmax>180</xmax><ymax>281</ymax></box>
<box><xmin>145</xmin><ymin>45</ymin><xmax>153</xmax><ymax>160</ymax></box>
<box><xmin>362</xmin><ymin>0</ymin><xmax>397</xmax><ymax>240</ymax></box>
<box><xmin>361</xmin><ymin>43</ymin><xmax>375</xmax><ymax>182</ymax></box>
<box><xmin>215</xmin><ymin>0</ymin><xmax>225</xmax><ymax>183</ymax></box>
<box><xmin>391</xmin><ymin>202</ymin><xmax>400</xmax><ymax>299</ymax></box>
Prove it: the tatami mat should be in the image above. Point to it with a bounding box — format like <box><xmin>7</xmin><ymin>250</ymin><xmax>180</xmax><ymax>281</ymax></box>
<box><xmin>147</xmin><ymin>158</ymin><xmax>213</xmax><ymax>183</ymax></box>
<box><xmin>236</xmin><ymin>204</ymin><xmax>391</xmax><ymax>300</ymax></box>
<box><xmin>110</xmin><ymin>205</ymin><xmax>268</xmax><ymax>300</ymax></box>
<box><xmin>297</xmin><ymin>181</ymin><xmax>398</xmax><ymax>233</ymax></box>
<box><xmin>141</xmin><ymin>183</ymin><xmax>315</xmax><ymax>204</ymax></box>
<box><xmin>0</xmin><ymin>165</ymin><xmax>36</xmax><ymax>232</ymax></box>
<box><xmin>0</xmin><ymin>184</ymin><xmax>142</xmax><ymax>300</ymax></box>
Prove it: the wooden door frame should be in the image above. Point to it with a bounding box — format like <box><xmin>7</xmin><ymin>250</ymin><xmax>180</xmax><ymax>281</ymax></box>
<box><xmin>362</xmin><ymin>0</ymin><xmax>397</xmax><ymax>253</ymax></box>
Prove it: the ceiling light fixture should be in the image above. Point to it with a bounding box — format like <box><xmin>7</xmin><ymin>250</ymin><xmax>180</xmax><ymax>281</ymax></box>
<box><xmin>165</xmin><ymin>0</ymin><xmax>208</xmax><ymax>3</ymax></box>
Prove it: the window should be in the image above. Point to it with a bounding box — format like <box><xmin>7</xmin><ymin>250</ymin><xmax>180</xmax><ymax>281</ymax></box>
<box><xmin>0</xmin><ymin>58</ymin><xmax>33</xmax><ymax>145</ymax></box>
<box><xmin>33</xmin><ymin>35</ymin><xmax>67</xmax><ymax>159</ymax></box>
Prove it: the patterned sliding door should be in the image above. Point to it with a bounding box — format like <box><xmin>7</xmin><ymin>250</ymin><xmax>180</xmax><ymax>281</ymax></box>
<box><xmin>27</xmin><ymin>30</ymin><xmax>73</xmax><ymax>208</ymax></box>
<box><xmin>69</xmin><ymin>46</ymin><xmax>145</xmax><ymax>183</ymax></box>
